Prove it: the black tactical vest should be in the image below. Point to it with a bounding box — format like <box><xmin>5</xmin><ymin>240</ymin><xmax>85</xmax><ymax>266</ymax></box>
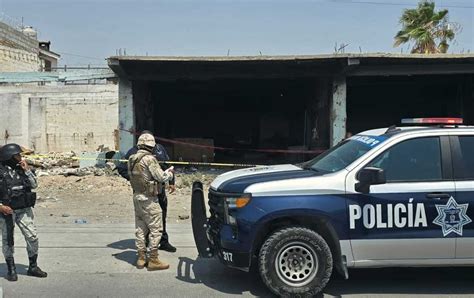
<box><xmin>0</xmin><ymin>164</ymin><xmax>34</xmax><ymax>209</ymax></box>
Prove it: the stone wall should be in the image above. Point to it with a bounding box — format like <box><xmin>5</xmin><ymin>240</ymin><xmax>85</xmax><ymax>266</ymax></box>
<box><xmin>0</xmin><ymin>45</ymin><xmax>41</xmax><ymax>72</ymax></box>
<box><xmin>0</xmin><ymin>21</ymin><xmax>40</xmax><ymax>72</ymax></box>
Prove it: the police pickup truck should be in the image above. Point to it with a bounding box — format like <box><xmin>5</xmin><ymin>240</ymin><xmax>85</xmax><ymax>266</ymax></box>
<box><xmin>191</xmin><ymin>118</ymin><xmax>474</xmax><ymax>296</ymax></box>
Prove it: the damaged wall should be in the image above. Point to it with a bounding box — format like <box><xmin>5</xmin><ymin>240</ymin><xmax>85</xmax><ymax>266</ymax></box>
<box><xmin>0</xmin><ymin>84</ymin><xmax>119</xmax><ymax>152</ymax></box>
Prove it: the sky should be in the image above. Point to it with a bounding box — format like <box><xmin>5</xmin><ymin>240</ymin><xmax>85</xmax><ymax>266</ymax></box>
<box><xmin>0</xmin><ymin>0</ymin><xmax>473</xmax><ymax>66</ymax></box>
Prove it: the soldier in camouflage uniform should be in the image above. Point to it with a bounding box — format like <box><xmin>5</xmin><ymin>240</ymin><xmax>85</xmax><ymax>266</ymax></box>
<box><xmin>0</xmin><ymin>144</ymin><xmax>47</xmax><ymax>281</ymax></box>
<box><xmin>128</xmin><ymin>133</ymin><xmax>174</xmax><ymax>270</ymax></box>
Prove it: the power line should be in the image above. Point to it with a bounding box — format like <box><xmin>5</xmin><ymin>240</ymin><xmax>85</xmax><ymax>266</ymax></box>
<box><xmin>57</xmin><ymin>52</ymin><xmax>105</xmax><ymax>61</ymax></box>
<box><xmin>327</xmin><ymin>0</ymin><xmax>474</xmax><ymax>9</ymax></box>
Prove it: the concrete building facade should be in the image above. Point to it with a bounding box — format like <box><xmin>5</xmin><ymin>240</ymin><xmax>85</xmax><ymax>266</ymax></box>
<box><xmin>109</xmin><ymin>54</ymin><xmax>474</xmax><ymax>164</ymax></box>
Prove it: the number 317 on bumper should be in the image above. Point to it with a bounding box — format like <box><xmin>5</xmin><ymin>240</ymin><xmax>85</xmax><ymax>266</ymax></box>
<box><xmin>222</xmin><ymin>251</ymin><xmax>233</xmax><ymax>262</ymax></box>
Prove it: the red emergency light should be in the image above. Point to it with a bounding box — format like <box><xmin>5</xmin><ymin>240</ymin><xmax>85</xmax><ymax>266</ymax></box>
<box><xmin>401</xmin><ymin>118</ymin><xmax>463</xmax><ymax>125</ymax></box>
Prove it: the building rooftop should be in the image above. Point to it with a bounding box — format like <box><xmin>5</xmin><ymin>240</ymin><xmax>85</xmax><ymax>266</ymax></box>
<box><xmin>108</xmin><ymin>52</ymin><xmax>474</xmax><ymax>62</ymax></box>
<box><xmin>108</xmin><ymin>53</ymin><xmax>474</xmax><ymax>80</ymax></box>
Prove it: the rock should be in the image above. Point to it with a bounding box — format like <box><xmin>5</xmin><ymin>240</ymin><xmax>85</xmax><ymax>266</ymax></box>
<box><xmin>62</xmin><ymin>213</ymin><xmax>70</xmax><ymax>217</ymax></box>
<box><xmin>94</xmin><ymin>168</ymin><xmax>105</xmax><ymax>176</ymax></box>
<box><xmin>37</xmin><ymin>171</ymin><xmax>49</xmax><ymax>177</ymax></box>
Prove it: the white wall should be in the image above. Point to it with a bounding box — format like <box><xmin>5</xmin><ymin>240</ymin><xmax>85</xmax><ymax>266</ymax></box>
<box><xmin>0</xmin><ymin>84</ymin><xmax>119</xmax><ymax>153</ymax></box>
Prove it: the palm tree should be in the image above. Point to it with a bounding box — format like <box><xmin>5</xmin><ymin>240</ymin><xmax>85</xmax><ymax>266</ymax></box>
<box><xmin>394</xmin><ymin>0</ymin><xmax>458</xmax><ymax>54</ymax></box>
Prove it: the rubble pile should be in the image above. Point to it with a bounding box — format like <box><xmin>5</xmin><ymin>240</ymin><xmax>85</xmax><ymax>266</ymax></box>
<box><xmin>25</xmin><ymin>155</ymin><xmax>238</xmax><ymax>224</ymax></box>
<box><xmin>36</xmin><ymin>175</ymin><xmax>131</xmax><ymax>194</ymax></box>
<box><xmin>35</xmin><ymin>163</ymin><xmax>118</xmax><ymax>177</ymax></box>
<box><xmin>25</xmin><ymin>152</ymin><xmax>80</xmax><ymax>169</ymax></box>
<box><xmin>23</xmin><ymin>152</ymin><xmax>120</xmax><ymax>177</ymax></box>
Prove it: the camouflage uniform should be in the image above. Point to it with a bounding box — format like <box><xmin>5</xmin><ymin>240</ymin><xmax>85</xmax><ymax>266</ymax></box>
<box><xmin>128</xmin><ymin>148</ymin><xmax>173</xmax><ymax>253</ymax></box>
<box><xmin>0</xmin><ymin>168</ymin><xmax>39</xmax><ymax>259</ymax></box>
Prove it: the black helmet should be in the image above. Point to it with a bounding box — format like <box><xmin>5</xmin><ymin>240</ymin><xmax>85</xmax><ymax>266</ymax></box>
<box><xmin>0</xmin><ymin>143</ymin><xmax>23</xmax><ymax>161</ymax></box>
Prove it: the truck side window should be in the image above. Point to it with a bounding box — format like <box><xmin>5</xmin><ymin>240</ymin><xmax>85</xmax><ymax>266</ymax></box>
<box><xmin>368</xmin><ymin>137</ymin><xmax>442</xmax><ymax>182</ymax></box>
<box><xmin>456</xmin><ymin>136</ymin><xmax>474</xmax><ymax>180</ymax></box>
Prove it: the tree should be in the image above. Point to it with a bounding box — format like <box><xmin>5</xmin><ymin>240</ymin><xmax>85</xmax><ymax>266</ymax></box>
<box><xmin>394</xmin><ymin>0</ymin><xmax>459</xmax><ymax>54</ymax></box>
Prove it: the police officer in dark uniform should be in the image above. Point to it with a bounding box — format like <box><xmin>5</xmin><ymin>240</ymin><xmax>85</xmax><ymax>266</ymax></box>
<box><xmin>118</xmin><ymin>131</ymin><xmax>177</xmax><ymax>252</ymax></box>
<box><xmin>0</xmin><ymin>144</ymin><xmax>47</xmax><ymax>281</ymax></box>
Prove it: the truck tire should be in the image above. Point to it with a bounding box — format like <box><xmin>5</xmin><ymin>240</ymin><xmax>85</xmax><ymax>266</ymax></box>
<box><xmin>258</xmin><ymin>226</ymin><xmax>333</xmax><ymax>297</ymax></box>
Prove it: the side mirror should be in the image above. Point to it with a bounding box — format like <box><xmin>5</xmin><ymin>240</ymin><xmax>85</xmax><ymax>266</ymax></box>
<box><xmin>355</xmin><ymin>167</ymin><xmax>386</xmax><ymax>194</ymax></box>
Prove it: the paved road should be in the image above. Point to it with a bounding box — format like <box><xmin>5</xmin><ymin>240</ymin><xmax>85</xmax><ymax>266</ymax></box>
<box><xmin>1</xmin><ymin>223</ymin><xmax>474</xmax><ymax>297</ymax></box>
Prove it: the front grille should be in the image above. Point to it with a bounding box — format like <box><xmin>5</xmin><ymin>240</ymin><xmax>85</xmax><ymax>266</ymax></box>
<box><xmin>208</xmin><ymin>190</ymin><xmax>225</xmax><ymax>235</ymax></box>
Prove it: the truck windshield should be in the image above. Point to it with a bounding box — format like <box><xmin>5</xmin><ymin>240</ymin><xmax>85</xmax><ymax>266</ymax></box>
<box><xmin>303</xmin><ymin>135</ymin><xmax>387</xmax><ymax>173</ymax></box>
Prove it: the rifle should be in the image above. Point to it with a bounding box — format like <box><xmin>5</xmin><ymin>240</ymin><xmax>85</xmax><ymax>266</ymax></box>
<box><xmin>2</xmin><ymin>213</ymin><xmax>14</xmax><ymax>247</ymax></box>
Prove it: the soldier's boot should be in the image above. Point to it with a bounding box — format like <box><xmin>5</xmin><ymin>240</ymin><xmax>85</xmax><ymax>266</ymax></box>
<box><xmin>5</xmin><ymin>257</ymin><xmax>18</xmax><ymax>282</ymax></box>
<box><xmin>136</xmin><ymin>250</ymin><xmax>147</xmax><ymax>269</ymax></box>
<box><xmin>147</xmin><ymin>249</ymin><xmax>169</xmax><ymax>271</ymax></box>
<box><xmin>27</xmin><ymin>255</ymin><xmax>47</xmax><ymax>278</ymax></box>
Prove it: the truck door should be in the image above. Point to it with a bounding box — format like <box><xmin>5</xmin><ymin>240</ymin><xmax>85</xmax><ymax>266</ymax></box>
<box><xmin>346</xmin><ymin>136</ymin><xmax>456</xmax><ymax>263</ymax></box>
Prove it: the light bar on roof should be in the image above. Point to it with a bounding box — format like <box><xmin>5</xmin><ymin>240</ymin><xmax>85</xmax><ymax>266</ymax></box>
<box><xmin>401</xmin><ymin>118</ymin><xmax>463</xmax><ymax>125</ymax></box>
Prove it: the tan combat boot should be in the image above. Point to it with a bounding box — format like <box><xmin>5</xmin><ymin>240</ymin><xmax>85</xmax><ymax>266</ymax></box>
<box><xmin>136</xmin><ymin>250</ymin><xmax>147</xmax><ymax>269</ymax></box>
<box><xmin>147</xmin><ymin>249</ymin><xmax>169</xmax><ymax>271</ymax></box>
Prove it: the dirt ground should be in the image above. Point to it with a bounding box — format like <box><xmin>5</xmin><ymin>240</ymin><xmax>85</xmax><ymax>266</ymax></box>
<box><xmin>33</xmin><ymin>170</ymin><xmax>224</xmax><ymax>225</ymax></box>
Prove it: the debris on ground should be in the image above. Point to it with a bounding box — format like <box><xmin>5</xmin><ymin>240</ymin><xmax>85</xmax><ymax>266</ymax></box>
<box><xmin>33</xmin><ymin>164</ymin><xmax>226</xmax><ymax>224</ymax></box>
<box><xmin>25</xmin><ymin>152</ymin><xmax>80</xmax><ymax>169</ymax></box>
<box><xmin>33</xmin><ymin>165</ymin><xmax>120</xmax><ymax>177</ymax></box>
<box><xmin>21</xmin><ymin>151</ymin><xmax>251</xmax><ymax>224</ymax></box>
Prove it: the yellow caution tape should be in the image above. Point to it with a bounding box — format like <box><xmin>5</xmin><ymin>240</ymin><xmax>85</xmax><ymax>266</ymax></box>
<box><xmin>24</xmin><ymin>154</ymin><xmax>260</xmax><ymax>168</ymax></box>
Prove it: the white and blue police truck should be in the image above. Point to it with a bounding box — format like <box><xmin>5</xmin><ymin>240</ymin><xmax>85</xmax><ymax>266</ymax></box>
<box><xmin>191</xmin><ymin>118</ymin><xmax>474</xmax><ymax>296</ymax></box>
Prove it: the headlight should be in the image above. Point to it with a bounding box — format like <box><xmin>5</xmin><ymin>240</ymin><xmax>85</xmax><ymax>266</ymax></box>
<box><xmin>223</xmin><ymin>194</ymin><xmax>251</xmax><ymax>226</ymax></box>
<box><xmin>224</xmin><ymin>195</ymin><xmax>251</xmax><ymax>209</ymax></box>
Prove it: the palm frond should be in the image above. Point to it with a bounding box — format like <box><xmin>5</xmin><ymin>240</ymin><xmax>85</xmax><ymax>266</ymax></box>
<box><xmin>394</xmin><ymin>0</ymin><xmax>458</xmax><ymax>54</ymax></box>
<box><xmin>438</xmin><ymin>40</ymin><xmax>449</xmax><ymax>53</ymax></box>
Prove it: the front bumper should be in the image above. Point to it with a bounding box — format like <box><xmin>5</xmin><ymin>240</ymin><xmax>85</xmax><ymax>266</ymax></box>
<box><xmin>191</xmin><ymin>181</ymin><xmax>251</xmax><ymax>271</ymax></box>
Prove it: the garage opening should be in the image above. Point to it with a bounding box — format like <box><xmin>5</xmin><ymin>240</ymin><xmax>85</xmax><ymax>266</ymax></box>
<box><xmin>346</xmin><ymin>75</ymin><xmax>473</xmax><ymax>134</ymax></box>
<box><xmin>133</xmin><ymin>78</ymin><xmax>331</xmax><ymax>164</ymax></box>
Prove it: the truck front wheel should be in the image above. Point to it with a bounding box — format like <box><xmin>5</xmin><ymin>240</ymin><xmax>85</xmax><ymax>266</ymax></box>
<box><xmin>258</xmin><ymin>227</ymin><xmax>333</xmax><ymax>297</ymax></box>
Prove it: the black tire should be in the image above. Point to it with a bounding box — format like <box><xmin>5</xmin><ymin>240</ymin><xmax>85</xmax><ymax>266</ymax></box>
<box><xmin>258</xmin><ymin>226</ymin><xmax>333</xmax><ymax>297</ymax></box>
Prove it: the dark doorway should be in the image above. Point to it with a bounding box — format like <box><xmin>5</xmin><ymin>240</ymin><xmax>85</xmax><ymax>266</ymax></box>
<box><xmin>346</xmin><ymin>75</ymin><xmax>471</xmax><ymax>134</ymax></box>
<box><xmin>133</xmin><ymin>78</ymin><xmax>330</xmax><ymax>164</ymax></box>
